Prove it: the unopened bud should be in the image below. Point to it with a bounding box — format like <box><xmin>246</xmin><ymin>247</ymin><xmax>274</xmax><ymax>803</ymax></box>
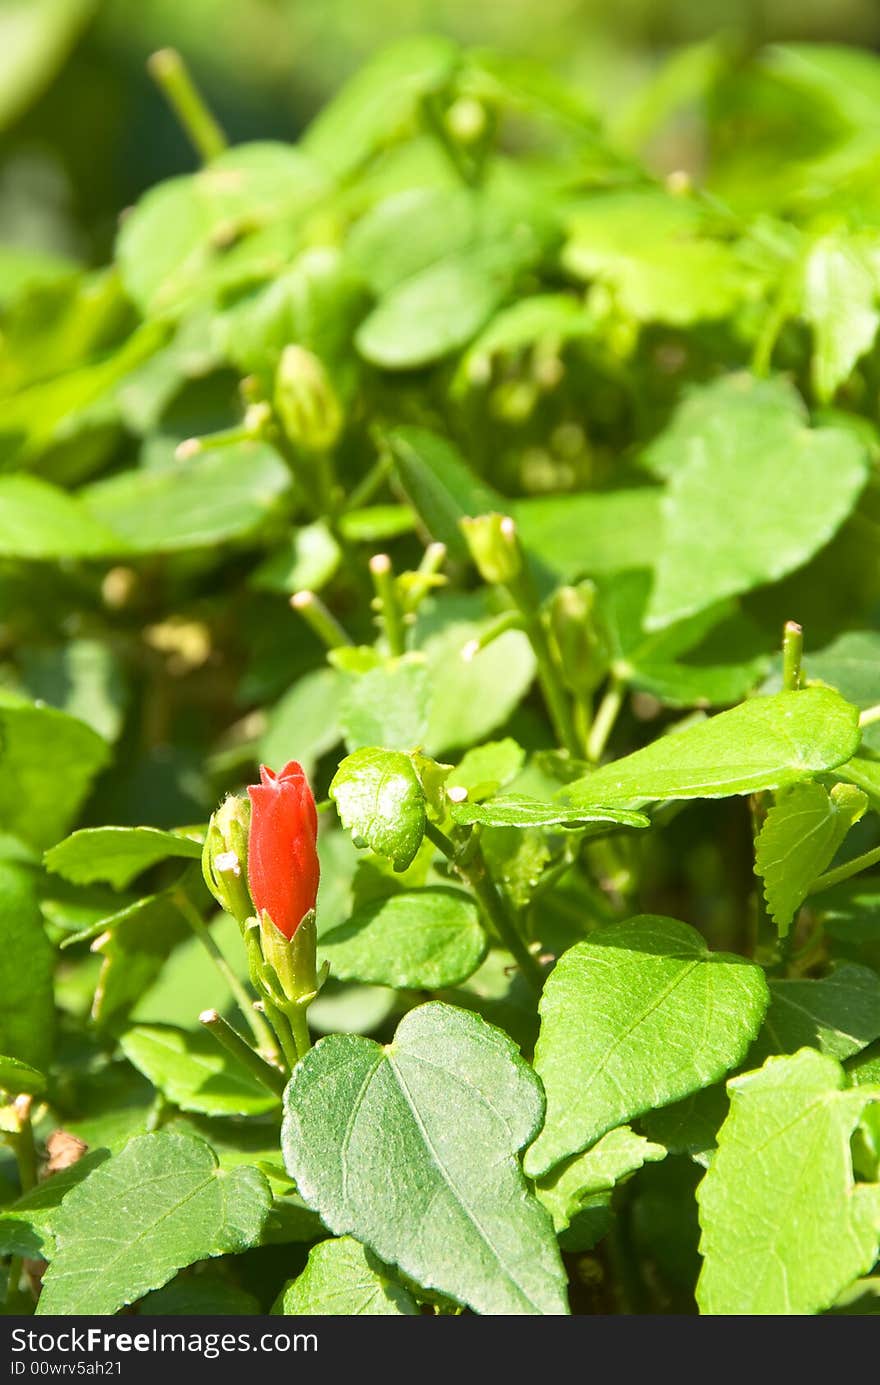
<box><xmin>549</xmin><ymin>581</ymin><xmax>610</xmax><ymax>695</ymax></box>
<box><xmin>202</xmin><ymin>793</ymin><xmax>253</xmax><ymax>926</ymax></box>
<box><xmin>460</xmin><ymin>513</ymin><xmax>522</xmax><ymax>587</ymax></box>
<box><xmin>274</xmin><ymin>345</ymin><xmax>343</xmax><ymax>453</ymax></box>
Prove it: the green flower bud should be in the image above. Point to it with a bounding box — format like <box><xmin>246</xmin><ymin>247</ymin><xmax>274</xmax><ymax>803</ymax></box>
<box><xmin>274</xmin><ymin>345</ymin><xmax>343</xmax><ymax>453</ymax></box>
<box><xmin>460</xmin><ymin>513</ymin><xmax>522</xmax><ymax>587</ymax></box>
<box><xmin>202</xmin><ymin>793</ymin><xmax>253</xmax><ymax>926</ymax></box>
<box><xmin>549</xmin><ymin>581</ymin><xmax>610</xmax><ymax>695</ymax></box>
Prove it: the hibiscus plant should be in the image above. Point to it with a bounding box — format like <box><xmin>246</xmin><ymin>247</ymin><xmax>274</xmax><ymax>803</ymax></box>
<box><xmin>2</xmin><ymin>36</ymin><xmax>880</xmax><ymax>1320</ymax></box>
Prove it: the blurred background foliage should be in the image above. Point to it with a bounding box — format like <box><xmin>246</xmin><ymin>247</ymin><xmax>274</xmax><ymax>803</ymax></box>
<box><xmin>6</xmin><ymin>0</ymin><xmax>880</xmax><ymax>264</ymax></box>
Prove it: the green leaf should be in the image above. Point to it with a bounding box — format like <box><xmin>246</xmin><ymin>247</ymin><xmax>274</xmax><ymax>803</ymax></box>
<box><xmin>251</xmin><ymin>521</ymin><xmax>340</xmax><ymax>595</ymax></box>
<box><xmin>37</xmin><ymin>1132</ymin><xmax>271</xmax><ymax>1316</ymax></box>
<box><xmin>803</xmin><ymin>629</ymin><xmax>880</xmax><ymax>753</ymax></box>
<box><xmin>696</xmin><ymin>1049</ymin><xmax>880</xmax><ymax>1315</ymax></box>
<box><xmin>0</xmin><ymin>1054</ymin><xmax>46</xmax><ymax>1096</ymax></box>
<box><xmin>0</xmin><ymin>858</ymin><xmax>53</xmax><ymax>1071</ymax></box>
<box><xmin>0</xmin><ymin>0</ymin><xmax>96</xmax><ymax>132</ymax></box>
<box><xmin>282</xmin><ymin>1002</ymin><xmax>568</xmax><ymax>1315</ymax></box>
<box><xmin>802</xmin><ymin>233</ymin><xmax>880</xmax><ymax>402</ymax></box>
<box><xmin>640</xmin><ymin>1083</ymin><xmax>730</xmax><ymax>1165</ymax></box>
<box><xmin>137</xmin><ymin>1272</ymin><xmax>260</xmax><ymax>1317</ymax></box>
<box><xmin>563</xmin><ymin>189</ymin><xmax>747</xmax><ymax>325</ymax></box>
<box><xmin>90</xmin><ymin>889</ymin><xmax>192</xmax><ymax>1027</ymax></box>
<box><xmin>81</xmin><ymin>442</ymin><xmax>290</xmax><ymax>553</ymax></box>
<box><xmin>116</xmin><ymin>143</ymin><xmax>327</xmax><ymax>317</ymax></box>
<box><xmin>261</xmin><ymin>666</ymin><xmax>344</xmax><ymax>779</ymax></box>
<box><xmin>450</xmin><ymin>793</ymin><xmax>649</xmax><ymax>831</ymax></box>
<box><xmin>319</xmin><ymin>887</ymin><xmax>486</xmax><ymax>989</ymax></box>
<box><xmin>20</xmin><ymin>639</ymin><xmax>127</xmax><ymax>742</ymax></box>
<box><xmin>817</xmin><ymin>880</ymin><xmax>880</xmax><ymax>943</ymax></box>
<box><xmin>421</xmin><ymin>615</ymin><xmax>536</xmax><ymax>756</ymax></box>
<box><xmin>755</xmin><ymin>781</ymin><xmax>867</xmax><ymax>935</ymax></box>
<box><xmin>45</xmin><ymin>826</ymin><xmax>202</xmax><ymax>889</ymax></box>
<box><xmin>387</xmin><ymin>426</ymin><xmax>502</xmax><ymax>562</ymax></box>
<box><xmin>599</xmin><ymin>570</ymin><xmax>769</xmax><ymax>708</ymax></box>
<box><xmin>348</xmin><ymin>186</ymin><xmax>490</xmax><ymax>295</ymax></box>
<box><xmin>536</xmin><ymin>1126</ymin><xmax>665</xmax><ymax>1233</ymax></box>
<box><xmin>280</xmin><ymin>1237</ymin><xmax>419</xmax><ymax>1316</ymax></box>
<box><xmin>448</xmin><ymin>739</ymin><xmax>526</xmax><ymax>800</ymax></box>
<box><xmin>0</xmin><ymin>1152</ymin><xmax>109</xmax><ymax>1260</ymax></box>
<box><xmin>302</xmin><ymin>35</ymin><xmax>459</xmax><ymax>178</ymax></box>
<box><xmin>0</xmin><ymin>698</ymin><xmax>111</xmax><ymax>850</ymax></box>
<box><xmin>340</xmin><ymin>659</ymin><xmax>431</xmax><ymax>752</ymax></box>
<box><xmin>119</xmin><ymin>1025</ymin><xmax>279</xmax><ymax>1118</ymax></box>
<box><xmin>514</xmin><ymin>489</ymin><xmax>664</xmax><ymax>581</ymax></box>
<box><xmin>525</xmin><ymin>915</ymin><xmax>769</xmax><ymax>1177</ymax></box>
<box><xmin>750</xmin><ymin>964</ymin><xmax>880</xmax><ymax>1064</ymax></box>
<box><xmin>330</xmin><ymin>747</ymin><xmax>426</xmax><ymax>870</ymax></box>
<box><xmin>645</xmin><ymin>374</ymin><xmax>869</xmax><ymax>628</ymax></box>
<box><xmin>459</xmin><ymin>293</ymin><xmax>593</xmax><ymax>377</ymax></box>
<box><xmin>0</xmin><ymin>475</ymin><xmax>119</xmax><ymax>559</ymax></box>
<box><xmin>562</xmin><ymin>688</ymin><xmax>861</xmax><ymax>809</ymax></box>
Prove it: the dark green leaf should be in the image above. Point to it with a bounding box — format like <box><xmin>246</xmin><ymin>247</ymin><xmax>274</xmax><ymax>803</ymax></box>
<box><xmin>320</xmin><ymin>887</ymin><xmax>486</xmax><ymax>989</ymax></box>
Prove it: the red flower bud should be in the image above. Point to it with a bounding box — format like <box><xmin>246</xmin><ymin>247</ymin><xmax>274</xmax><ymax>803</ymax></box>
<box><xmin>247</xmin><ymin>761</ymin><xmax>319</xmax><ymax>939</ymax></box>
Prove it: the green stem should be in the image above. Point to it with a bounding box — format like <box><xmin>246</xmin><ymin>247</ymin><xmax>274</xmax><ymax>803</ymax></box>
<box><xmin>12</xmin><ymin>1097</ymin><xmax>37</xmax><ymax>1193</ymax></box>
<box><xmin>290</xmin><ymin>589</ymin><xmax>354</xmax><ymax>650</ymax></box>
<box><xmin>403</xmin><ymin>542</ymin><xmax>447</xmax><ymax>614</ymax></box>
<box><xmin>345</xmin><ymin>450</ymin><xmax>392</xmax><ymax>512</ymax></box>
<box><xmin>147</xmin><ymin>49</ymin><xmax>227</xmax><ymax>163</ymax></box>
<box><xmin>507</xmin><ymin>578</ymin><xmax>579</xmax><ymax>755</ymax></box>
<box><xmin>859</xmin><ymin>703</ymin><xmax>880</xmax><ymax>728</ymax></box>
<box><xmin>808</xmin><ymin>842</ymin><xmax>880</xmax><ymax>896</ymax></box>
<box><xmin>425</xmin><ymin>822</ymin><xmax>545</xmax><ymax>991</ymax></box>
<box><xmin>587</xmin><ymin>676</ymin><xmax>625</xmax><ymax>762</ymax></box>
<box><xmin>199</xmin><ymin>1009</ymin><xmax>286</xmax><ymax>1096</ymax></box>
<box><xmin>262</xmin><ymin>998</ymin><xmax>301</xmax><ymax>1071</ymax></box>
<box><xmin>287</xmin><ymin>1004</ymin><xmax>313</xmax><ymax>1062</ymax></box>
<box><xmin>782</xmin><ymin>620</ymin><xmax>803</xmax><ymax>691</ymax></box>
<box><xmin>174</xmin><ymin>892</ymin><xmax>280</xmax><ymax>1060</ymax></box>
<box><xmin>370</xmin><ymin>553</ymin><xmax>407</xmax><ymax>656</ymax></box>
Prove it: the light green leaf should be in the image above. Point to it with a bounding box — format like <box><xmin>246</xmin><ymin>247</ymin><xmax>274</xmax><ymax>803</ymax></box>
<box><xmin>450</xmin><ymin>793</ymin><xmax>649</xmax><ymax>831</ymax></box>
<box><xmin>340</xmin><ymin>659</ymin><xmax>430</xmax><ymax>752</ymax></box>
<box><xmin>319</xmin><ymin>887</ymin><xmax>486</xmax><ymax>989</ymax></box>
<box><xmin>282</xmin><ymin>1002</ymin><xmax>568</xmax><ymax>1315</ymax></box>
<box><xmin>348</xmin><ymin>186</ymin><xmax>487</xmax><ymax>295</ymax></box>
<box><xmin>421</xmin><ymin>617</ymin><xmax>536</xmax><ymax>756</ymax></box>
<box><xmin>0</xmin><ymin>857</ymin><xmax>53</xmax><ymax>1071</ymax></box>
<box><xmin>563</xmin><ymin>189</ymin><xmax>747</xmax><ymax>325</ymax></box>
<box><xmin>459</xmin><ymin>294</ymin><xmax>593</xmax><ymax>377</ymax></box>
<box><xmin>836</xmin><ymin>754</ymin><xmax>880</xmax><ymax>809</ymax></box>
<box><xmin>45</xmin><ymin>826</ymin><xmax>202</xmax><ymax>889</ymax></box>
<box><xmin>116</xmin><ymin>143</ymin><xmax>327</xmax><ymax>316</ymax></box>
<box><xmin>514</xmin><ymin>489</ymin><xmax>664</xmax><ymax>581</ymax></box>
<box><xmin>330</xmin><ymin>747</ymin><xmax>426</xmax><ymax>870</ymax></box>
<box><xmin>0</xmin><ymin>475</ymin><xmax>119</xmax><ymax>559</ymax></box>
<box><xmin>755</xmin><ymin>781</ymin><xmax>867</xmax><ymax>936</ymax></box>
<box><xmin>536</xmin><ymin>1126</ymin><xmax>665</xmax><ymax>1232</ymax></box>
<box><xmin>562</xmin><ymin>689</ymin><xmax>860</xmax><ymax>809</ymax></box>
<box><xmin>696</xmin><ymin>1049</ymin><xmax>880</xmax><ymax>1315</ymax></box>
<box><xmin>260</xmin><ymin>667</ymin><xmax>344</xmax><ymax>779</ymax></box>
<box><xmin>646</xmin><ymin>374</ymin><xmax>869</xmax><ymax>628</ymax></box>
<box><xmin>802</xmin><ymin>233</ymin><xmax>880</xmax><ymax>402</ymax></box>
<box><xmin>750</xmin><ymin>964</ymin><xmax>880</xmax><ymax>1064</ymax></box>
<box><xmin>37</xmin><ymin>1133</ymin><xmax>272</xmax><ymax>1315</ymax></box>
<box><xmin>387</xmin><ymin>426</ymin><xmax>502</xmax><ymax>561</ymax></box>
<box><xmin>525</xmin><ymin>915</ymin><xmax>769</xmax><ymax>1177</ymax></box>
<box><xmin>81</xmin><ymin>442</ymin><xmax>290</xmax><ymax>553</ymax></box>
<box><xmin>0</xmin><ymin>1055</ymin><xmax>45</xmax><ymax>1095</ymax></box>
<box><xmin>302</xmin><ymin>35</ymin><xmax>459</xmax><ymax>178</ymax></box>
<box><xmin>448</xmin><ymin>739</ymin><xmax>526</xmax><ymax>800</ymax></box>
<box><xmin>119</xmin><ymin>1025</ymin><xmax>279</xmax><ymax>1118</ymax></box>
<box><xmin>0</xmin><ymin>698</ymin><xmax>111</xmax><ymax>851</ymax></box>
<box><xmin>280</xmin><ymin>1237</ymin><xmax>419</xmax><ymax>1316</ymax></box>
